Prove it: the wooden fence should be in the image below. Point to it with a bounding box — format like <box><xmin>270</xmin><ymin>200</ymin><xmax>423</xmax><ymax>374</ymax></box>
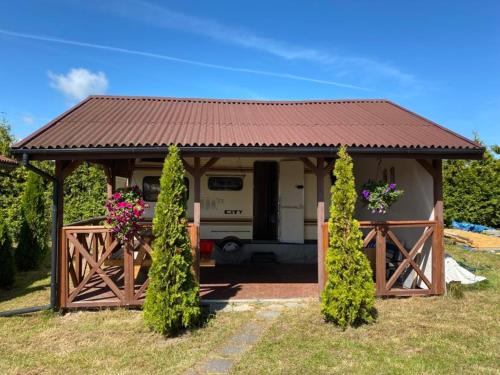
<box><xmin>322</xmin><ymin>220</ymin><xmax>444</xmax><ymax>297</ymax></box>
<box><xmin>58</xmin><ymin>223</ymin><xmax>199</xmax><ymax>309</ymax></box>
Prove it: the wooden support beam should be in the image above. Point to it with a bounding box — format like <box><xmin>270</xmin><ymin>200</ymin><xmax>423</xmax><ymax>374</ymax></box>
<box><xmin>324</xmin><ymin>159</ymin><xmax>335</xmax><ymax>174</ymax></box>
<box><xmin>200</xmin><ymin>157</ymin><xmax>219</xmax><ymax>175</ymax></box>
<box><xmin>432</xmin><ymin>159</ymin><xmax>445</xmax><ymax>295</ymax></box>
<box><xmin>61</xmin><ymin>160</ymin><xmax>82</xmax><ymax>180</ymax></box>
<box><xmin>316</xmin><ymin>157</ymin><xmax>326</xmax><ymax>294</ymax></box>
<box><xmin>182</xmin><ymin>159</ymin><xmax>195</xmax><ymax>175</ymax></box>
<box><xmin>300</xmin><ymin>157</ymin><xmax>318</xmax><ymax>173</ymax></box>
<box><xmin>416</xmin><ymin>159</ymin><xmax>435</xmax><ymax>178</ymax></box>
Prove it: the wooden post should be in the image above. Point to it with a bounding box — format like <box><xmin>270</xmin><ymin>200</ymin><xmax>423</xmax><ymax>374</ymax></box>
<box><xmin>316</xmin><ymin>157</ymin><xmax>325</xmax><ymax>294</ymax></box>
<box><xmin>322</xmin><ymin>222</ymin><xmax>329</xmax><ymax>288</ymax></box>
<box><xmin>375</xmin><ymin>225</ymin><xmax>387</xmax><ymax>296</ymax></box>
<box><xmin>105</xmin><ymin>165</ymin><xmax>115</xmax><ymax>199</ymax></box>
<box><xmin>432</xmin><ymin>159</ymin><xmax>445</xmax><ymax>295</ymax></box>
<box><xmin>188</xmin><ymin>224</ymin><xmax>199</xmax><ymax>280</ymax></box>
<box><xmin>193</xmin><ymin>157</ymin><xmax>201</xmax><ymax>281</ymax></box>
<box><xmin>103</xmin><ymin>165</ymin><xmax>115</xmax><ymax>253</ymax></box>
<box><xmin>125</xmin><ymin>159</ymin><xmax>135</xmax><ymax>187</ymax></box>
<box><xmin>124</xmin><ymin>242</ymin><xmax>134</xmax><ymax>304</ymax></box>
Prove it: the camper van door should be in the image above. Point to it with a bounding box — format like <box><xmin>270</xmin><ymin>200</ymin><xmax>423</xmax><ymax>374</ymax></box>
<box><xmin>279</xmin><ymin>160</ymin><xmax>305</xmax><ymax>243</ymax></box>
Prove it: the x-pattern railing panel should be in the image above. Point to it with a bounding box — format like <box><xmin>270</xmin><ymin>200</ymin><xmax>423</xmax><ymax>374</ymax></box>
<box><xmin>357</xmin><ymin>220</ymin><xmax>440</xmax><ymax>296</ymax></box>
<box><xmin>60</xmin><ymin>224</ymin><xmax>199</xmax><ymax>308</ymax></box>
<box><xmin>66</xmin><ymin>231</ymin><xmax>122</xmax><ymax>303</ymax></box>
<box><xmin>385</xmin><ymin>228</ymin><xmax>433</xmax><ymax>290</ymax></box>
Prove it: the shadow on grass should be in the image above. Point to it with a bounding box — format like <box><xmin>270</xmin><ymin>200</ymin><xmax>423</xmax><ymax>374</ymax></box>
<box><xmin>0</xmin><ymin>262</ymin><xmax>50</xmax><ymax>304</ymax></box>
<box><xmin>148</xmin><ymin>302</ymin><xmax>226</xmax><ymax>339</ymax></box>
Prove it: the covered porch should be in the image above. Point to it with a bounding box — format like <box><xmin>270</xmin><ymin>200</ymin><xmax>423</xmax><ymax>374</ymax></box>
<box><xmin>52</xmin><ymin>154</ymin><xmax>446</xmax><ymax>309</ymax></box>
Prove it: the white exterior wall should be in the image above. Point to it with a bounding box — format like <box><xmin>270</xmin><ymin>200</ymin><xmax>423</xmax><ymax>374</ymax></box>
<box><xmin>128</xmin><ymin>156</ymin><xmax>435</xmax><ymax>276</ymax></box>
<box><xmin>353</xmin><ymin>157</ymin><xmax>434</xmax><ymax>222</ymax></box>
<box><xmin>130</xmin><ymin>156</ymin><xmax>434</xmax><ymax>242</ymax></box>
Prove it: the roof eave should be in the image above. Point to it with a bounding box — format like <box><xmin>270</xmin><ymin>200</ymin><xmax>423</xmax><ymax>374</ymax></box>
<box><xmin>11</xmin><ymin>145</ymin><xmax>485</xmax><ymax>161</ymax></box>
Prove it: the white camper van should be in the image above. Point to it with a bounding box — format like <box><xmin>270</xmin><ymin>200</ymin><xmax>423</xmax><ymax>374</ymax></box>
<box><xmin>126</xmin><ymin>157</ymin><xmax>333</xmax><ymax>264</ymax></box>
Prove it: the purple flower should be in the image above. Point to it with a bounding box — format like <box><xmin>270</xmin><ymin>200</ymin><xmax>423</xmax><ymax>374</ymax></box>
<box><xmin>362</xmin><ymin>190</ymin><xmax>370</xmax><ymax>200</ymax></box>
<box><xmin>389</xmin><ymin>183</ymin><xmax>396</xmax><ymax>190</ymax></box>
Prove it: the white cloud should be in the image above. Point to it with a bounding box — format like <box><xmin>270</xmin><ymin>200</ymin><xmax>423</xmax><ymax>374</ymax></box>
<box><xmin>22</xmin><ymin>114</ymin><xmax>34</xmax><ymax>124</ymax></box>
<box><xmin>48</xmin><ymin>68</ymin><xmax>109</xmax><ymax>100</ymax></box>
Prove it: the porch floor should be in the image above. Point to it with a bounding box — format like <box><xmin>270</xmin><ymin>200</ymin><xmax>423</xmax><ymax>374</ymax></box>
<box><xmin>200</xmin><ymin>264</ymin><xmax>318</xmax><ymax>300</ymax></box>
<box><xmin>68</xmin><ymin>264</ymin><xmax>318</xmax><ymax>307</ymax></box>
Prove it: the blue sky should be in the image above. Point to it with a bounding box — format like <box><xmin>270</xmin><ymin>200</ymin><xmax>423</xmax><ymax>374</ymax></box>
<box><xmin>1</xmin><ymin>0</ymin><xmax>499</xmax><ymax>145</ymax></box>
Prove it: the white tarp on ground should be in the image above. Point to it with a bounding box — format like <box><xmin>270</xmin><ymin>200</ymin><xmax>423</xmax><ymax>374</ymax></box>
<box><xmin>445</xmin><ymin>255</ymin><xmax>486</xmax><ymax>284</ymax></box>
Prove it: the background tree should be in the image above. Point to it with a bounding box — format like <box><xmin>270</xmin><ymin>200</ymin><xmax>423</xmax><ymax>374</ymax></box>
<box><xmin>322</xmin><ymin>146</ymin><xmax>375</xmax><ymax>329</ymax></box>
<box><xmin>143</xmin><ymin>145</ymin><xmax>200</xmax><ymax>335</ymax></box>
<box><xmin>64</xmin><ymin>163</ymin><xmax>107</xmax><ymax>224</ymax></box>
<box><xmin>0</xmin><ymin>120</ymin><xmax>27</xmax><ymax>239</ymax></box>
<box><xmin>15</xmin><ymin>171</ymin><xmax>50</xmax><ymax>270</ymax></box>
<box><xmin>0</xmin><ymin>214</ymin><xmax>16</xmax><ymax>288</ymax></box>
<box><xmin>443</xmin><ymin>139</ymin><xmax>499</xmax><ymax>228</ymax></box>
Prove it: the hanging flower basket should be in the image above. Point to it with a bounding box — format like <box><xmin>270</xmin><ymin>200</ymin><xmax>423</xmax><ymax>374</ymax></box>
<box><xmin>104</xmin><ymin>186</ymin><xmax>147</xmax><ymax>242</ymax></box>
<box><xmin>360</xmin><ymin>181</ymin><xmax>404</xmax><ymax>214</ymax></box>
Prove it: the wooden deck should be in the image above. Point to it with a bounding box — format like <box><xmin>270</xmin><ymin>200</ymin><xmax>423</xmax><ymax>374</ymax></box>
<box><xmin>64</xmin><ymin>264</ymin><xmax>318</xmax><ymax>306</ymax></box>
<box><xmin>200</xmin><ymin>264</ymin><xmax>318</xmax><ymax>300</ymax></box>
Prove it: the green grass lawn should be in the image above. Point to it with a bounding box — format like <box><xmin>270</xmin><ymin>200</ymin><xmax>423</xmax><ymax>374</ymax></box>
<box><xmin>0</xmin><ymin>244</ymin><xmax>498</xmax><ymax>374</ymax></box>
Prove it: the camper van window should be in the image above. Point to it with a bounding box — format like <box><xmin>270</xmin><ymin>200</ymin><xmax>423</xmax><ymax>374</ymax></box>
<box><xmin>208</xmin><ymin>176</ymin><xmax>243</xmax><ymax>191</ymax></box>
<box><xmin>143</xmin><ymin>176</ymin><xmax>189</xmax><ymax>201</ymax></box>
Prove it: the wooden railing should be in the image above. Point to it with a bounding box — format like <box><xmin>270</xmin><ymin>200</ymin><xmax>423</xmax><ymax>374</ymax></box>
<box><xmin>322</xmin><ymin>220</ymin><xmax>444</xmax><ymax>297</ymax></box>
<box><xmin>59</xmin><ymin>223</ymin><xmax>199</xmax><ymax>309</ymax></box>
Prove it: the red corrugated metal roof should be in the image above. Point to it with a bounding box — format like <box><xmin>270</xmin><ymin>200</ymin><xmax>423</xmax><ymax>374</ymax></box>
<box><xmin>13</xmin><ymin>95</ymin><xmax>481</xmax><ymax>150</ymax></box>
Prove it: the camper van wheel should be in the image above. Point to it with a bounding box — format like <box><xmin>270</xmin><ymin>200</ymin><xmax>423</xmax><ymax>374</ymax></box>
<box><xmin>217</xmin><ymin>237</ymin><xmax>242</xmax><ymax>253</ymax></box>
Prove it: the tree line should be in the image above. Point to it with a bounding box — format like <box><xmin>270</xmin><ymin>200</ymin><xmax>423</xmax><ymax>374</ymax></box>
<box><xmin>0</xmin><ymin>119</ymin><xmax>107</xmax><ymax>287</ymax></box>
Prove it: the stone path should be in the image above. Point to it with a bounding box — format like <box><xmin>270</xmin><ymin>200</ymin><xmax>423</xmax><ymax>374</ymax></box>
<box><xmin>186</xmin><ymin>301</ymin><xmax>307</xmax><ymax>374</ymax></box>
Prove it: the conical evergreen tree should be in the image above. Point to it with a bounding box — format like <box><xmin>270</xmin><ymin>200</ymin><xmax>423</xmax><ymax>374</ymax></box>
<box><xmin>15</xmin><ymin>171</ymin><xmax>49</xmax><ymax>271</ymax></box>
<box><xmin>321</xmin><ymin>146</ymin><xmax>375</xmax><ymax>329</ymax></box>
<box><xmin>143</xmin><ymin>145</ymin><xmax>201</xmax><ymax>335</ymax></box>
<box><xmin>0</xmin><ymin>214</ymin><xmax>16</xmax><ymax>288</ymax></box>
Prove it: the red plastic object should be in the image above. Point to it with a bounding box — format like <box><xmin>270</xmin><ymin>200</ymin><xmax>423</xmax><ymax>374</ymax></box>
<box><xmin>200</xmin><ymin>239</ymin><xmax>215</xmax><ymax>254</ymax></box>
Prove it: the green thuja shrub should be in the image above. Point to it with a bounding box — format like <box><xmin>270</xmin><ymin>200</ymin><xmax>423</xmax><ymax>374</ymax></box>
<box><xmin>143</xmin><ymin>145</ymin><xmax>200</xmax><ymax>335</ymax></box>
<box><xmin>15</xmin><ymin>171</ymin><xmax>49</xmax><ymax>271</ymax></box>
<box><xmin>321</xmin><ymin>146</ymin><xmax>376</xmax><ymax>329</ymax></box>
<box><xmin>0</xmin><ymin>215</ymin><xmax>15</xmax><ymax>288</ymax></box>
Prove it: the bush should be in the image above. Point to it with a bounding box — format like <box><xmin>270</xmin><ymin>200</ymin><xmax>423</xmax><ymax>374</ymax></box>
<box><xmin>0</xmin><ymin>215</ymin><xmax>15</xmax><ymax>288</ymax></box>
<box><xmin>143</xmin><ymin>145</ymin><xmax>200</xmax><ymax>335</ymax></box>
<box><xmin>0</xmin><ymin>120</ymin><xmax>28</xmax><ymax>240</ymax></box>
<box><xmin>443</xmin><ymin>141</ymin><xmax>499</xmax><ymax>228</ymax></box>
<box><xmin>321</xmin><ymin>146</ymin><xmax>376</xmax><ymax>329</ymax></box>
<box><xmin>15</xmin><ymin>171</ymin><xmax>50</xmax><ymax>271</ymax></box>
<box><xmin>64</xmin><ymin>163</ymin><xmax>107</xmax><ymax>224</ymax></box>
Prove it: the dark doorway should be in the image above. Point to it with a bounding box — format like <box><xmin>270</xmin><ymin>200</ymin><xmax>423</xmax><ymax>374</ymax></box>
<box><xmin>253</xmin><ymin>161</ymin><xmax>278</xmax><ymax>240</ymax></box>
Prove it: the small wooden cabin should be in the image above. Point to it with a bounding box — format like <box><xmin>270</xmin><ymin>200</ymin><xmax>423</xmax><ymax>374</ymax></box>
<box><xmin>11</xmin><ymin>96</ymin><xmax>483</xmax><ymax>308</ymax></box>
